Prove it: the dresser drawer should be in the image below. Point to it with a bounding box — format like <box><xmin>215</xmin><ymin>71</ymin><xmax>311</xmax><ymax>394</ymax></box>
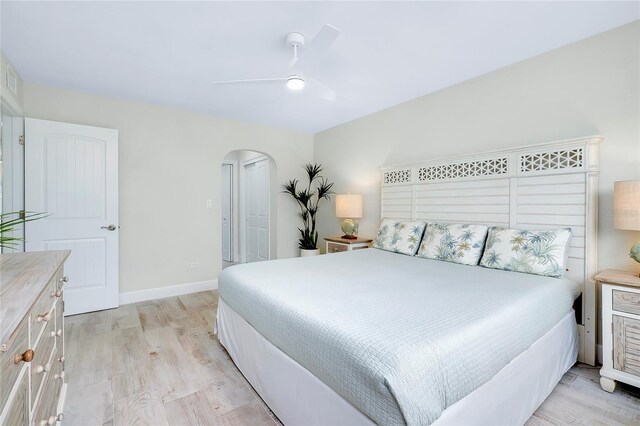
<box><xmin>31</xmin><ymin>316</ymin><xmax>56</xmax><ymax>408</ymax></box>
<box><xmin>327</xmin><ymin>242</ymin><xmax>348</xmax><ymax>253</ymax></box>
<box><xmin>613</xmin><ymin>289</ymin><xmax>640</xmax><ymax>316</ymax></box>
<box><xmin>0</xmin><ymin>317</ymin><xmax>30</xmax><ymax>410</ymax></box>
<box><xmin>0</xmin><ymin>368</ymin><xmax>29</xmax><ymax>425</ymax></box>
<box><xmin>32</xmin><ymin>347</ymin><xmax>64</xmax><ymax>426</ymax></box>
<box><xmin>55</xmin><ymin>299</ymin><xmax>64</xmax><ymax>356</ymax></box>
<box><xmin>30</xmin><ymin>270</ymin><xmax>59</xmax><ymax>341</ymax></box>
<box><xmin>613</xmin><ymin>315</ymin><xmax>640</xmax><ymax>376</ymax></box>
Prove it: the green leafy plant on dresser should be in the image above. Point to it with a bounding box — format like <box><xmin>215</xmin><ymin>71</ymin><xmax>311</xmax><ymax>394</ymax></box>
<box><xmin>0</xmin><ymin>211</ymin><xmax>47</xmax><ymax>249</ymax></box>
<box><xmin>283</xmin><ymin>163</ymin><xmax>334</xmax><ymax>252</ymax></box>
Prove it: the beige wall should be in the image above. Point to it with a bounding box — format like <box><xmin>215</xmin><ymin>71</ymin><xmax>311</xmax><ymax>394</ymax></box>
<box><xmin>23</xmin><ymin>83</ymin><xmax>313</xmax><ymax>293</ymax></box>
<box><xmin>315</xmin><ymin>21</ymin><xmax>640</xmax><ymax>274</ymax></box>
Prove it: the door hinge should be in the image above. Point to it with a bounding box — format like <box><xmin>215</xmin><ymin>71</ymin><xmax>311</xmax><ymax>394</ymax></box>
<box><xmin>19</xmin><ymin>210</ymin><xmax>25</xmax><ymax>220</ymax></box>
<box><xmin>18</xmin><ymin>135</ymin><xmax>24</xmax><ymax>145</ymax></box>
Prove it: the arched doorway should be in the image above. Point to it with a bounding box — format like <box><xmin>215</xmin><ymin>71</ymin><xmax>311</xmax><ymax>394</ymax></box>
<box><xmin>222</xmin><ymin>150</ymin><xmax>277</xmax><ymax>268</ymax></box>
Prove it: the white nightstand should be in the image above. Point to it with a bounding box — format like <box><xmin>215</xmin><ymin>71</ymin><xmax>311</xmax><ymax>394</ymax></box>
<box><xmin>597</xmin><ymin>269</ymin><xmax>640</xmax><ymax>393</ymax></box>
<box><xmin>324</xmin><ymin>236</ymin><xmax>373</xmax><ymax>254</ymax></box>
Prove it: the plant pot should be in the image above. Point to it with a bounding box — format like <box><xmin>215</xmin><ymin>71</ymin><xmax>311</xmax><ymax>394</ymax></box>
<box><xmin>300</xmin><ymin>248</ymin><xmax>320</xmax><ymax>257</ymax></box>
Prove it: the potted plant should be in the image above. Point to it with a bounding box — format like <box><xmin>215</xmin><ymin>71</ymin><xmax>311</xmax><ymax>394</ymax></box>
<box><xmin>0</xmin><ymin>211</ymin><xmax>47</xmax><ymax>250</ymax></box>
<box><xmin>283</xmin><ymin>163</ymin><xmax>334</xmax><ymax>256</ymax></box>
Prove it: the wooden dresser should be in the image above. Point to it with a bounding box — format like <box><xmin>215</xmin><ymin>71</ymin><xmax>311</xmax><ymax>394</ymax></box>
<box><xmin>0</xmin><ymin>251</ymin><xmax>70</xmax><ymax>425</ymax></box>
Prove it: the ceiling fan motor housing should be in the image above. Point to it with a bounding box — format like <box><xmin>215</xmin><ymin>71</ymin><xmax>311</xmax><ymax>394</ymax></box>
<box><xmin>286</xmin><ymin>32</ymin><xmax>305</xmax><ymax>49</ymax></box>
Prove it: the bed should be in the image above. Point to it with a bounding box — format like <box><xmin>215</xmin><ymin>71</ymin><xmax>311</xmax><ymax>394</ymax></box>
<box><xmin>216</xmin><ymin>136</ymin><xmax>602</xmax><ymax>425</ymax></box>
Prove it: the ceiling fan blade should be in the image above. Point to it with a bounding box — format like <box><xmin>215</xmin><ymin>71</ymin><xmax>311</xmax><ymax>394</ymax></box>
<box><xmin>308</xmin><ymin>77</ymin><xmax>338</xmax><ymax>102</ymax></box>
<box><xmin>290</xmin><ymin>24</ymin><xmax>340</xmax><ymax>70</ymax></box>
<box><xmin>311</xmin><ymin>24</ymin><xmax>341</xmax><ymax>55</ymax></box>
<box><xmin>211</xmin><ymin>77</ymin><xmax>287</xmax><ymax>86</ymax></box>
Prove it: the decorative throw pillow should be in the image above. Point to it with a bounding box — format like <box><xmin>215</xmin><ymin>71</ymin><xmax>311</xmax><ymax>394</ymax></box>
<box><xmin>479</xmin><ymin>227</ymin><xmax>572</xmax><ymax>278</ymax></box>
<box><xmin>416</xmin><ymin>223</ymin><xmax>489</xmax><ymax>266</ymax></box>
<box><xmin>372</xmin><ymin>219</ymin><xmax>427</xmax><ymax>256</ymax></box>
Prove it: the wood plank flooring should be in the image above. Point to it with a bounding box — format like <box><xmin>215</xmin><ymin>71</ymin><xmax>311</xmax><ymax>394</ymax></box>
<box><xmin>63</xmin><ymin>291</ymin><xmax>640</xmax><ymax>425</ymax></box>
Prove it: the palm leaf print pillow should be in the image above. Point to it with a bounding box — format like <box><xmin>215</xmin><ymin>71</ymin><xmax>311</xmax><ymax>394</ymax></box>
<box><xmin>372</xmin><ymin>219</ymin><xmax>427</xmax><ymax>255</ymax></box>
<box><xmin>479</xmin><ymin>227</ymin><xmax>572</xmax><ymax>277</ymax></box>
<box><xmin>416</xmin><ymin>223</ymin><xmax>489</xmax><ymax>265</ymax></box>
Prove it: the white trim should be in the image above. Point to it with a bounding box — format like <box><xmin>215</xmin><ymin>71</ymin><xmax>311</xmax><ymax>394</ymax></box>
<box><xmin>222</xmin><ymin>160</ymin><xmax>238</xmax><ymax>262</ymax></box>
<box><xmin>118</xmin><ymin>279</ymin><xmax>218</xmax><ymax>305</ymax></box>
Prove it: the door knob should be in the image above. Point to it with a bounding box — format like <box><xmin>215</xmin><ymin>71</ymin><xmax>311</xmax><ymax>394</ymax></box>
<box><xmin>101</xmin><ymin>224</ymin><xmax>118</xmax><ymax>231</ymax></box>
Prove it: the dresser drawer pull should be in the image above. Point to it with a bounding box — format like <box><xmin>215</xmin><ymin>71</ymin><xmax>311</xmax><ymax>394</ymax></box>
<box><xmin>36</xmin><ymin>363</ymin><xmax>50</xmax><ymax>374</ymax></box>
<box><xmin>54</xmin><ymin>371</ymin><xmax>65</xmax><ymax>380</ymax></box>
<box><xmin>37</xmin><ymin>312</ymin><xmax>51</xmax><ymax>322</ymax></box>
<box><xmin>50</xmin><ymin>329</ymin><xmax>62</xmax><ymax>338</ymax></box>
<box><xmin>14</xmin><ymin>349</ymin><xmax>35</xmax><ymax>364</ymax></box>
<box><xmin>58</xmin><ymin>356</ymin><xmax>65</xmax><ymax>363</ymax></box>
<box><xmin>50</xmin><ymin>290</ymin><xmax>62</xmax><ymax>298</ymax></box>
<box><xmin>60</xmin><ymin>276</ymin><xmax>69</xmax><ymax>283</ymax></box>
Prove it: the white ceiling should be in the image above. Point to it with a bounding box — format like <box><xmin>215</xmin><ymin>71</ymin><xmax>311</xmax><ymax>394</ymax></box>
<box><xmin>1</xmin><ymin>1</ymin><xmax>638</xmax><ymax>133</ymax></box>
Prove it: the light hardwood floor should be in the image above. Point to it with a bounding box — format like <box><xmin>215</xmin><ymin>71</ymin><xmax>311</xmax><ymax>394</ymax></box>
<box><xmin>63</xmin><ymin>291</ymin><xmax>640</xmax><ymax>425</ymax></box>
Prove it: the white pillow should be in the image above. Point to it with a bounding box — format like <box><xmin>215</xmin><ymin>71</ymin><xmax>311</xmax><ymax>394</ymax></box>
<box><xmin>479</xmin><ymin>227</ymin><xmax>572</xmax><ymax>278</ymax></box>
<box><xmin>372</xmin><ymin>219</ymin><xmax>427</xmax><ymax>256</ymax></box>
<box><xmin>416</xmin><ymin>223</ymin><xmax>489</xmax><ymax>266</ymax></box>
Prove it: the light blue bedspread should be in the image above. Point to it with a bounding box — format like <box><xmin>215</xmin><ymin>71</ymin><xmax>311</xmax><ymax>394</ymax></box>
<box><xmin>218</xmin><ymin>249</ymin><xmax>580</xmax><ymax>425</ymax></box>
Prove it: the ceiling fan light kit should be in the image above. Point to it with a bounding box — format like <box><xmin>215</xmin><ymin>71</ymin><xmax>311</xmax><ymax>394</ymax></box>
<box><xmin>210</xmin><ymin>25</ymin><xmax>340</xmax><ymax>101</ymax></box>
<box><xmin>286</xmin><ymin>76</ymin><xmax>305</xmax><ymax>90</ymax></box>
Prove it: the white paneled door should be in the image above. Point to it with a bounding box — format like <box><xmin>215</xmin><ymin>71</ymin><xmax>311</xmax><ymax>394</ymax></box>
<box><xmin>244</xmin><ymin>157</ymin><xmax>269</xmax><ymax>262</ymax></box>
<box><xmin>221</xmin><ymin>163</ymin><xmax>233</xmax><ymax>262</ymax></box>
<box><xmin>25</xmin><ymin>118</ymin><xmax>119</xmax><ymax>316</ymax></box>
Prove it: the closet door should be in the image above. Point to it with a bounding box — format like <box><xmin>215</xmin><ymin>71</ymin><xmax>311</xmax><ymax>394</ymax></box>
<box><xmin>244</xmin><ymin>157</ymin><xmax>269</xmax><ymax>263</ymax></box>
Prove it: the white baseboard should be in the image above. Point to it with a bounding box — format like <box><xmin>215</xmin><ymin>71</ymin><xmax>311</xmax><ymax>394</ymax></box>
<box><xmin>119</xmin><ymin>279</ymin><xmax>218</xmax><ymax>305</ymax></box>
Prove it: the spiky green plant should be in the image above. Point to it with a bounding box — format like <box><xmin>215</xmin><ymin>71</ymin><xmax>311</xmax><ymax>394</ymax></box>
<box><xmin>0</xmin><ymin>211</ymin><xmax>47</xmax><ymax>249</ymax></box>
<box><xmin>282</xmin><ymin>163</ymin><xmax>334</xmax><ymax>250</ymax></box>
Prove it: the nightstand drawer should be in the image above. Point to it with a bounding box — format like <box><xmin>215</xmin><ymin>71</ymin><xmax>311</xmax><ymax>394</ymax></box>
<box><xmin>327</xmin><ymin>243</ymin><xmax>348</xmax><ymax>253</ymax></box>
<box><xmin>613</xmin><ymin>315</ymin><xmax>640</xmax><ymax>376</ymax></box>
<box><xmin>613</xmin><ymin>289</ymin><xmax>640</xmax><ymax>316</ymax></box>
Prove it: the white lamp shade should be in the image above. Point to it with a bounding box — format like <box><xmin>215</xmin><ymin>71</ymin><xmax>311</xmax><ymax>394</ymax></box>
<box><xmin>614</xmin><ymin>180</ymin><xmax>640</xmax><ymax>230</ymax></box>
<box><xmin>335</xmin><ymin>194</ymin><xmax>363</xmax><ymax>218</ymax></box>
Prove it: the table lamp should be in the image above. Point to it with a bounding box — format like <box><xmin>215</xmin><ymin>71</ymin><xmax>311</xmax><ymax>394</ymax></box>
<box><xmin>336</xmin><ymin>194</ymin><xmax>363</xmax><ymax>239</ymax></box>
<box><xmin>614</xmin><ymin>180</ymin><xmax>640</xmax><ymax>267</ymax></box>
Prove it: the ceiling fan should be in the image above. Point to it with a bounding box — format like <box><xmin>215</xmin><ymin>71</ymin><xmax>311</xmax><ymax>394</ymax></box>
<box><xmin>211</xmin><ymin>25</ymin><xmax>341</xmax><ymax>101</ymax></box>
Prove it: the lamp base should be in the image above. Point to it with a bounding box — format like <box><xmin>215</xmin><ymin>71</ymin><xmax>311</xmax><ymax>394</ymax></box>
<box><xmin>630</xmin><ymin>242</ymin><xmax>640</xmax><ymax>264</ymax></box>
<box><xmin>340</xmin><ymin>218</ymin><xmax>359</xmax><ymax>240</ymax></box>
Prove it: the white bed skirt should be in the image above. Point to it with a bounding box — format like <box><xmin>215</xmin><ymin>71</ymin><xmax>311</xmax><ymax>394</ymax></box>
<box><xmin>216</xmin><ymin>299</ymin><xmax>578</xmax><ymax>425</ymax></box>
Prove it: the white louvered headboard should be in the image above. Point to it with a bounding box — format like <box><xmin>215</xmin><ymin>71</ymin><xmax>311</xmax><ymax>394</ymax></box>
<box><xmin>380</xmin><ymin>136</ymin><xmax>602</xmax><ymax>365</ymax></box>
